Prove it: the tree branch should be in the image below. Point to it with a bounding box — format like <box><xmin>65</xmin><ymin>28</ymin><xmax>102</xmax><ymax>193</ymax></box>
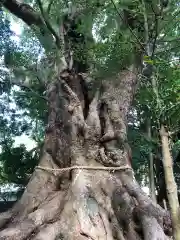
<box><xmin>0</xmin><ymin>0</ymin><xmax>43</xmax><ymax>26</ymax></box>
<box><xmin>158</xmin><ymin>10</ymin><xmax>180</xmax><ymax>42</ymax></box>
<box><xmin>142</xmin><ymin>0</ymin><xmax>149</xmax><ymax>52</ymax></box>
<box><xmin>36</xmin><ymin>0</ymin><xmax>61</xmax><ymax>48</ymax></box>
<box><xmin>110</xmin><ymin>0</ymin><xmax>146</xmax><ymax>54</ymax></box>
<box><xmin>150</xmin><ymin>5</ymin><xmax>160</xmax><ymax>58</ymax></box>
<box><xmin>157</xmin><ymin>37</ymin><xmax>180</xmax><ymax>43</ymax></box>
<box><xmin>0</xmin><ymin>0</ymin><xmax>58</xmax><ymax>50</ymax></box>
<box><xmin>157</xmin><ymin>45</ymin><xmax>180</xmax><ymax>55</ymax></box>
<box><xmin>9</xmin><ymin>79</ymin><xmax>48</xmax><ymax>102</ymax></box>
<box><xmin>19</xmin><ymin>85</ymin><xmax>48</xmax><ymax>102</ymax></box>
<box><xmin>47</xmin><ymin>0</ymin><xmax>55</xmax><ymax>14</ymax></box>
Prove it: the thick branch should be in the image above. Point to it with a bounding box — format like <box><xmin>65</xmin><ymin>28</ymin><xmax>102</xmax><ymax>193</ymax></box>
<box><xmin>1</xmin><ymin>0</ymin><xmax>43</xmax><ymax>26</ymax></box>
<box><xmin>1</xmin><ymin>0</ymin><xmax>58</xmax><ymax>50</ymax></box>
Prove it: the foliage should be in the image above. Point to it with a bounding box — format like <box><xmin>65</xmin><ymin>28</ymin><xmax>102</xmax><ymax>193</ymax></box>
<box><xmin>0</xmin><ymin>9</ymin><xmax>13</xmax><ymax>57</ymax></box>
<box><xmin>0</xmin><ymin>144</ymin><xmax>38</xmax><ymax>186</ymax></box>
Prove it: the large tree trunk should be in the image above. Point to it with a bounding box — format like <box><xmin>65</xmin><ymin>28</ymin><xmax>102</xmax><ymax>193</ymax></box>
<box><xmin>0</xmin><ymin>2</ymin><xmax>172</xmax><ymax>239</ymax></box>
<box><xmin>0</xmin><ymin>65</ymin><xmax>172</xmax><ymax>239</ymax></box>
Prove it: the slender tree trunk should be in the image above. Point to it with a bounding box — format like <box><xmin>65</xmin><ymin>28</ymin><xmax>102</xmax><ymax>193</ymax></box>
<box><xmin>147</xmin><ymin>119</ymin><xmax>157</xmax><ymax>203</ymax></box>
<box><xmin>160</xmin><ymin>125</ymin><xmax>180</xmax><ymax>240</ymax></box>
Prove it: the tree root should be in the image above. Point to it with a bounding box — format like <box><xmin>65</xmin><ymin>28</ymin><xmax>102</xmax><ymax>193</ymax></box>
<box><xmin>0</xmin><ymin>170</ymin><xmax>172</xmax><ymax>240</ymax></box>
<box><xmin>120</xmin><ymin>172</ymin><xmax>171</xmax><ymax>231</ymax></box>
<box><xmin>0</xmin><ymin>211</ymin><xmax>13</xmax><ymax>229</ymax></box>
<box><xmin>0</xmin><ymin>191</ymin><xmax>67</xmax><ymax>240</ymax></box>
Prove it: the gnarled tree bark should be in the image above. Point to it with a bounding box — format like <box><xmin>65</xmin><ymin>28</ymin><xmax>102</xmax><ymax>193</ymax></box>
<box><xmin>0</xmin><ymin>66</ymin><xmax>172</xmax><ymax>240</ymax></box>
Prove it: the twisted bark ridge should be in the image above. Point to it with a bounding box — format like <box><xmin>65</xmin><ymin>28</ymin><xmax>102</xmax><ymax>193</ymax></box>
<box><xmin>0</xmin><ymin>1</ymin><xmax>172</xmax><ymax>239</ymax></box>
